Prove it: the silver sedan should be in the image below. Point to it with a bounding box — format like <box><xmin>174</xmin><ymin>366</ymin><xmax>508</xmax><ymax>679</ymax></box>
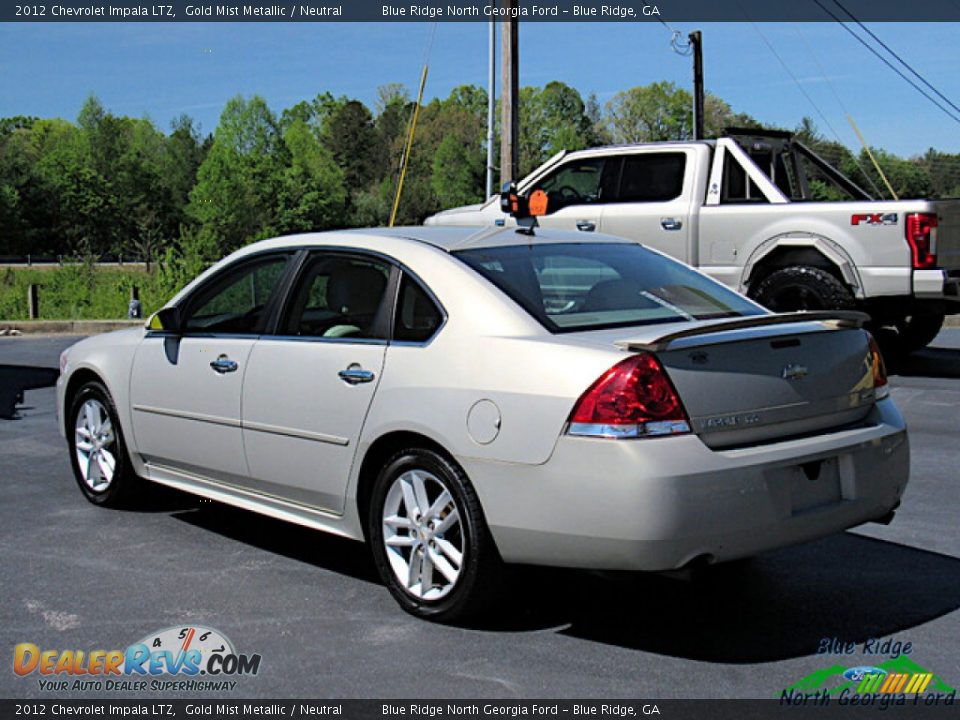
<box><xmin>57</xmin><ymin>226</ymin><xmax>909</xmax><ymax>620</ymax></box>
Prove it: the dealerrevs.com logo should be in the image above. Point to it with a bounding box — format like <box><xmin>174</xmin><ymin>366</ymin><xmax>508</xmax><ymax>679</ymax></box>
<box><xmin>13</xmin><ymin>625</ymin><xmax>261</xmax><ymax>692</ymax></box>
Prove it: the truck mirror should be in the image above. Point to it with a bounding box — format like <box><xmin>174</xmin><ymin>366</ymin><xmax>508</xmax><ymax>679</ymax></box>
<box><xmin>500</xmin><ymin>181</ymin><xmax>525</xmax><ymax>217</ymax></box>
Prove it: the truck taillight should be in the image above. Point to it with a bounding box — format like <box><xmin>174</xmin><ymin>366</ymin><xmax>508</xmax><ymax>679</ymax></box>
<box><xmin>567</xmin><ymin>354</ymin><xmax>691</xmax><ymax>439</ymax></box>
<box><xmin>905</xmin><ymin>212</ymin><xmax>938</xmax><ymax>269</ymax></box>
<box><xmin>866</xmin><ymin>333</ymin><xmax>889</xmax><ymax>400</ymax></box>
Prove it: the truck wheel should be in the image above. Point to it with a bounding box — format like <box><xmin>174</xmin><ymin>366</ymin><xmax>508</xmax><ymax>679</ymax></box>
<box><xmin>750</xmin><ymin>266</ymin><xmax>854</xmax><ymax>312</ymax></box>
<box><xmin>896</xmin><ymin>314</ymin><xmax>945</xmax><ymax>353</ymax></box>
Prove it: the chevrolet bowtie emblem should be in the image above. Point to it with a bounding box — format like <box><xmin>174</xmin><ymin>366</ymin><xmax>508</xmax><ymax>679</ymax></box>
<box><xmin>782</xmin><ymin>364</ymin><xmax>809</xmax><ymax>381</ymax></box>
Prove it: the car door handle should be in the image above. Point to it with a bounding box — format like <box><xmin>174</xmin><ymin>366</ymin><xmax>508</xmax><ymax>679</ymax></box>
<box><xmin>209</xmin><ymin>355</ymin><xmax>238</xmax><ymax>374</ymax></box>
<box><xmin>661</xmin><ymin>218</ymin><xmax>683</xmax><ymax>231</ymax></box>
<box><xmin>576</xmin><ymin>220</ymin><xmax>596</xmax><ymax>232</ymax></box>
<box><xmin>338</xmin><ymin>366</ymin><xmax>376</xmax><ymax>385</ymax></box>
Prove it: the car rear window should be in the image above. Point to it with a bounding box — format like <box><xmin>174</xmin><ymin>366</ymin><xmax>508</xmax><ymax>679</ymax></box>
<box><xmin>455</xmin><ymin>243</ymin><xmax>764</xmax><ymax>333</ymax></box>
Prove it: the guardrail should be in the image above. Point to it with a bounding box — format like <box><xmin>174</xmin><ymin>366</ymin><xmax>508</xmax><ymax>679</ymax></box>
<box><xmin>0</xmin><ymin>255</ymin><xmax>150</xmax><ymax>267</ymax></box>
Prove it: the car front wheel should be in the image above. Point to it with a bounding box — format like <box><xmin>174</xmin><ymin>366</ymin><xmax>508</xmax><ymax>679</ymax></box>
<box><xmin>68</xmin><ymin>381</ymin><xmax>139</xmax><ymax>507</ymax></box>
<box><xmin>368</xmin><ymin>448</ymin><xmax>501</xmax><ymax>622</ymax></box>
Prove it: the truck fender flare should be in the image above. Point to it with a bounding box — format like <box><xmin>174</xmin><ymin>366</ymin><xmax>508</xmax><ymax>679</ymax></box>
<box><xmin>741</xmin><ymin>234</ymin><xmax>863</xmax><ymax>298</ymax></box>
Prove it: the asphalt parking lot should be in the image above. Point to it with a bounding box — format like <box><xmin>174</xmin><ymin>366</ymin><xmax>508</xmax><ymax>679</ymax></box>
<box><xmin>1</xmin><ymin>333</ymin><xmax>959</xmax><ymax>700</ymax></box>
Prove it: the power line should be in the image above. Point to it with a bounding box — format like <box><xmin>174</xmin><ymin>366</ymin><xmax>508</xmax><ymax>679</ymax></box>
<box><xmin>749</xmin><ymin>22</ymin><xmax>888</xmax><ymax>197</ymax></box>
<box><xmin>838</xmin><ymin>3</ymin><xmax>960</xmax><ymax>113</ymax></box>
<box><xmin>747</xmin><ymin>24</ymin><xmax>842</xmax><ymax>142</ymax></box>
<box><xmin>811</xmin><ymin>0</ymin><xmax>960</xmax><ymax>126</ymax></box>
<box><xmin>832</xmin><ymin>0</ymin><xmax>960</xmax><ymax>117</ymax></box>
<box><xmin>793</xmin><ymin>26</ymin><xmax>885</xmax><ymax>197</ymax></box>
<box><xmin>657</xmin><ymin>19</ymin><xmax>692</xmax><ymax>56</ymax></box>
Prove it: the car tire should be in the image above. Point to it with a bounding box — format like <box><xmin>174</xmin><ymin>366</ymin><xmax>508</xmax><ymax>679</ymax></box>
<box><xmin>367</xmin><ymin>447</ymin><xmax>502</xmax><ymax>622</ymax></box>
<box><xmin>896</xmin><ymin>313</ymin><xmax>944</xmax><ymax>354</ymax></box>
<box><xmin>67</xmin><ymin>381</ymin><xmax>140</xmax><ymax>508</ymax></box>
<box><xmin>750</xmin><ymin>265</ymin><xmax>855</xmax><ymax>312</ymax></box>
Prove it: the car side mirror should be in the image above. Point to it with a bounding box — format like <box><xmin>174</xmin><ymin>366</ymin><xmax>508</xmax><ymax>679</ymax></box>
<box><xmin>147</xmin><ymin>307</ymin><xmax>183</xmax><ymax>334</ymax></box>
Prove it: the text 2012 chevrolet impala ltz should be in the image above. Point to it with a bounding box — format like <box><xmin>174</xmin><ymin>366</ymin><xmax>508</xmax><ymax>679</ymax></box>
<box><xmin>57</xmin><ymin>226</ymin><xmax>909</xmax><ymax>620</ymax></box>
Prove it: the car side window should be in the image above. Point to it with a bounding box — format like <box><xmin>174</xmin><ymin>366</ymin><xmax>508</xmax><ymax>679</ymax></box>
<box><xmin>614</xmin><ymin>152</ymin><xmax>686</xmax><ymax>203</ymax></box>
<box><xmin>393</xmin><ymin>274</ymin><xmax>443</xmax><ymax>343</ymax></box>
<box><xmin>533</xmin><ymin>158</ymin><xmax>614</xmax><ymax>211</ymax></box>
<box><xmin>281</xmin><ymin>254</ymin><xmax>392</xmax><ymax>340</ymax></box>
<box><xmin>182</xmin><ymin>255</ymin><xmax>290</xmax><ymax>334</ymax></box>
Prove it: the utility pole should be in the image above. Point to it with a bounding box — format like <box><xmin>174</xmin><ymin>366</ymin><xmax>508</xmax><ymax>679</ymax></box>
<box><xmin>486</xmin><ymin>14</ymin><xmax>497</xmax><ymax>197</ymax></box>
<box><xmin>689</xmin><ymin>30</ymin><xmax>704</xmax><ymax>140</ymax></box>
<box><xmin>500</xmin><ymin>0</ymin><xmax>519</xmax><ymax>187</ymax></box>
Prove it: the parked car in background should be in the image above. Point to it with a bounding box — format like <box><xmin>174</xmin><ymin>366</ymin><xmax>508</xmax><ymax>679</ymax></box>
<box><xmin>58</xmin><ymin>226</ymin><xmax>908</xmax><ymax>620</ymax></box>
<box><xmin>426</xmin><ymin>130</ymin><xmax>960</xmax><ymax>353</ymax></box>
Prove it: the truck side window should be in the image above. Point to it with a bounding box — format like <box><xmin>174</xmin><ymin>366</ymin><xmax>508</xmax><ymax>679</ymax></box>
<box><xmin>722</xmin><ymin>153</ymin><xmax>769</xmax><ymax>204</ymax></box>
<box><xmin>534</xmin><ymin>158</ymin><xmax>608</xmax><ymax>211</ymax></box>
<box><xmin>615</xmin><ymin>153</ymin><xmax>686</xmax><ymax>203</ymax></box>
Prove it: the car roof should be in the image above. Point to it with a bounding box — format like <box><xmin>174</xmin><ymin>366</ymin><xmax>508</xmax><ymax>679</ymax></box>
<box><xmin>340</xmin><ymin>225</ymin><xmax>635</xmax><ymax>252</ymax></box>
<box><xmin>239</xmin><ymin>225</ymin><xmax>636</xmax><ymax>257</ymax></box>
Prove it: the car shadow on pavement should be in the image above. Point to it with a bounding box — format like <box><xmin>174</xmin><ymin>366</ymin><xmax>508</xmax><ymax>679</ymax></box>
<box><xmin>493</xmin><ymin>533</ymin><xmax>960</xmax><ymax>663</ymax></box>
<box><xmin>889</xmin><ymin>347</ymin><xmax>960</xmax><ymax>380</ymax></box>
<box><xmin>0</xmin><ymin>364</ymin><xmax>58</xmax><ymax>419</ymax></box>
<box><xmin>165</xmin><ymin>497</ymin><xmax>960</xmax><ymax>664</ymax></box>
<box><xmin>169</xmin><ymin>502</ymin><xmax>379</xmax><ymax>584</ymax></box>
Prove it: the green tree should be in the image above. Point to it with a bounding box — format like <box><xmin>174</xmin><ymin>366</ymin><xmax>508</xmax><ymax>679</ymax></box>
<box><xmin>606</xmin><ymin>81</ymin><xmax>693</xmax><ymax>143</ymax></box>
<box><xmin>517</xmin><ymin>82</ymin><xmax>595</xmax><ymax>176</ymax></box>
<box><xmin>431</xmin><ymin>133</ymin><xmax>484</xmax><ymax>209</ymax></box>
<box><xmin>276</xmin><ymin>119</ymin><xmax>348</xmax><ymax>232</ymax></box>
<box><xmin>605</xmin><ymin>81</ymin><xmax>751</xmax><ymax>144</ymax></box>
<box><xmin>842</xmin><ymin>148</ymin><xmax>932</xmax><ymax>200</ymax></box>
<box><xmin>188</xmin><ymin>95</ymin><xmax>287</xmax><ymax>252</ymax></box>
<box><xmin>321</xmin><ymin>100</ymin><xmax>379</xmax><ymax>190</ymax></box>
<box><xmin>33</xmin><ymin>117</ymin><xmax>115</xmax><ymax>256</ymax></box>
<box><xmin>161</xmin><ymin>114</ymin><xmax>207</xmax><ymax>230</ymax></box>
<box><xmin>918</xmin><ymin>148</ymin><xmax>960</xmax><ymax>198</ymax></box>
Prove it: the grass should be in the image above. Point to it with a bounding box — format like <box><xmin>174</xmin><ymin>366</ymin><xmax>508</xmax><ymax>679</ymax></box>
<box><xmin>0</xmin><ymin>264</ymin><xmax>179</xmax><ymax>321</ymax></box>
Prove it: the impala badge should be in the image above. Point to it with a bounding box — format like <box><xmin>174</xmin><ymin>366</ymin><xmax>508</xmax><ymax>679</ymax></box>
<box><xmin>782</xmin><ymin>364</ymin><xmax>809</xmax><ymax>381</ymax></box>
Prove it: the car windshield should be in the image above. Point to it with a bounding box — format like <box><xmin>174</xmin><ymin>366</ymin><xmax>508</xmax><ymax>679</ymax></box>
<box><xmin>455</xmin><ymin>242</ymin><xmax>765</xmax><ymax>333</ymax></box>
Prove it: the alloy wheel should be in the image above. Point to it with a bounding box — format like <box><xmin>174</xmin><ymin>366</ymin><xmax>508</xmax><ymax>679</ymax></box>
<box><xmin>74</xmin><ymin>398</ymin><xmax>117</xmax><ymax>493</ymax></box>
<box><xmin>381</xmin><ymin>469</ymin><xmax>464</xmax><ymax>600</ymax></box>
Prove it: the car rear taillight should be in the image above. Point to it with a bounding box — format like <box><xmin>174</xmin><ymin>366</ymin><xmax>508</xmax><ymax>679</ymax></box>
<box><xmin>905</xmin><ymin>212</ymin><xmax>938</xmax><ymax>269</ymax></box>
<box><xmin>567</xmin><ymin>353</ymin><xmax>691</xmax><ymax>439</ymax></box>
<box><xmin>866</xmin><ymin>333</ymin><xmax>889</xmax><ymax>400</ymax></box>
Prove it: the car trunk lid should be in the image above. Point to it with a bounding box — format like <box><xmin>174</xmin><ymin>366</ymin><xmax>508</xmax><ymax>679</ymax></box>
<box><xmin>614</xmin><ymin>312</ymin><xmax>880</xmax><ymax>449</ymax></box>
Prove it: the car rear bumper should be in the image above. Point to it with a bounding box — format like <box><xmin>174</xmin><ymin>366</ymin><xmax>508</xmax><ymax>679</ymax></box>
<box><xmin>463</xmin><ymin>398</ymin><xmax>908</xmax><ymax>571</ymax></box>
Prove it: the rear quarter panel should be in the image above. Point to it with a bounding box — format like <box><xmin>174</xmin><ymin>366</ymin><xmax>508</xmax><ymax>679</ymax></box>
<box><xmin>697</xmin><ymin>201</ymin><xmax>931</xmax><ymax>298</ymax></box>
<box><xmin>357</xmin><ymin>248</ymin><xmax>624</xmax><ymax>467</ymax></box>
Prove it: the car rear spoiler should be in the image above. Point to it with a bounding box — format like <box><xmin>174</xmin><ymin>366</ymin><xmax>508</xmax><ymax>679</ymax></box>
<box><xmin>615</xmin><ymin>311</ymin><xmax>870</xmax><ymax>353</ymax></box>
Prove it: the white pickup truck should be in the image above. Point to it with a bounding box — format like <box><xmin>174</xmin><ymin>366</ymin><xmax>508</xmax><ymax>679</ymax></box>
<box><xmin>425</xmin><ymin>130</ymin><xmax>960</xmax><ymax>352</ymax></box>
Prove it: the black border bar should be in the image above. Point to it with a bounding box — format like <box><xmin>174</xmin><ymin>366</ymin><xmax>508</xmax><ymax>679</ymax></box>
<box><xmin>3</xmin><ymin>1</ymin><xmax>960</xmax><ymax>23</ymax></box>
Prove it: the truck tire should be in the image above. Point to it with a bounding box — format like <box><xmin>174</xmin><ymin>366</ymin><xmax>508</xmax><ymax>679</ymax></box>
<box><xmin>750</xmin><ymin>266</ymin><xmax>855</xmax><ymax>312</ymax></box>
<box><xmin>896</xmin><ymin>314</ymin><xmax>945</xmax><ymax>353</ymax></box>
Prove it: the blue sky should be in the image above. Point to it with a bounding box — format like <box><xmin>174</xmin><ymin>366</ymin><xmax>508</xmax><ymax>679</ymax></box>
<box><xmin>1</xmin><ymin>21</ymin><xmax>959</xmax><ymax>158</ymax></box>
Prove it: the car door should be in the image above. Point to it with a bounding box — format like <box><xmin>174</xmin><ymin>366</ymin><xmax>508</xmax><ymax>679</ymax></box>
<box><xmin>527</xmin><ymin>156</ymin><xmax>618</xmax><ymax>236</ymax></box>
<box><xmin>599</xmin><ymin>150</ymin><xmax>693</xmax><ymax>263</ymax></box>
<box><xmin>240</xmin><ymin>251</ymin><xmax>394</xmax><ymax>514</ymax></box>
<box><xmin>129</xmin><ymin>252</ymin><xmax>294</xmax><ymax>483</ymax></box>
